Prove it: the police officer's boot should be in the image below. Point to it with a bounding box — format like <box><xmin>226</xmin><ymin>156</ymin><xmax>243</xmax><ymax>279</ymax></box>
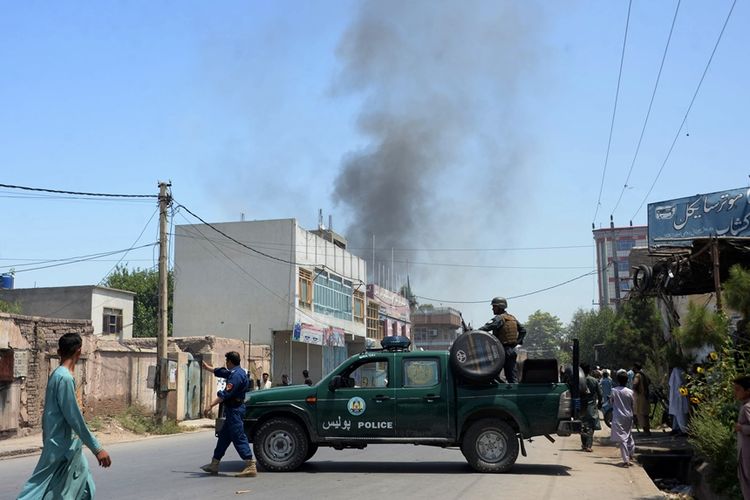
<box><xmin>235</xmin><ymin>459</ymin><xmax>257</xmax><ymax>478</ymax></box>
<box><xmin>200</xmin><ymin>458</ymin><xmax>220</xmax><ymax>475</ymax></box>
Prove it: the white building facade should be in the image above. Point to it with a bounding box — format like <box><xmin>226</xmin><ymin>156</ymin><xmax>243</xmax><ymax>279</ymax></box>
<box><xmin>173</xmin><ymin>219</ymin><xmax>367</xmax><ymax>384</ymax></box>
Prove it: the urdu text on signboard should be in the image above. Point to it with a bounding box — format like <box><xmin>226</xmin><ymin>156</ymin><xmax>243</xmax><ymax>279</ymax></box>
<box><xmin>647</xmin><ymin>187</ymin><xmax>750</xmax><ymax>248</ymax></box>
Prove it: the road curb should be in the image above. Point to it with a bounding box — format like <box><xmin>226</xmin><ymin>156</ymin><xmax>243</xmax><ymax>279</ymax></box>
<box><xmin>0</xmin><ymin>427</ymin><xmax>213</xmax><ymax>461</ymax></box>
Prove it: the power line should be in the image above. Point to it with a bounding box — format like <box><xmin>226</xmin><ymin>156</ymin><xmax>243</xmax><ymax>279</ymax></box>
<box><xmin>172</xmin><ymin>231</ymin><xmax>590</xmax><ymax>271</ymax></box>
<box><xmin>171</xmin><ymin>232</ymin><xmax>592</xmax><ymax>253</ymax></box>
<box><xmin>611</xmin><ymin>0</ymin><xmax>682</xmax><ymax>217</ymax></box>
<box><xmin>631</xmin><ymin>0</ymin><xmax>737</xmax><ymax>220</ymax></box>
<box><xmin>99</xmin><ymin>207</ymin><xmax>160</xmax><ymax>285</ymax></box>
<box><xmin>0</xmin><ymin>183</ymin><xmax>157</xmax><ymax>198</ymax></box>
<box><xmin>3</xmin><ymin>243</ymin><xmax>158</xmax><ymax>273</ymax></box>
<box><xmin>415</xmin><ymin>266</ymin><xmax>604</xmax><ymax>304</ymax></box>
<box><xmin>174</xmin><ymin>211</ymin><xmax>325</xmax><ymax>325</ymax></box>
<box><xmin>592</xmin><ymin>0</ymin><xmax>633</xmax><ymax>226</ymax></box>
<box><xmin>174</xmin><ymin>201</ymin><xmax>298</xmax><ymax>266</ymax></box>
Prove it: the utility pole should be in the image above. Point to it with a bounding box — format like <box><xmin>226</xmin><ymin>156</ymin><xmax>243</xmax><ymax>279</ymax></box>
<box><xmin>711</xmin><ymin>238</ymin><xmax>723</xmax><ymax>313</ymax></box>
<box><xmin>610</xmin><ymin>215</ymin><xmax>621</xmax><ymax>312</ymax></box>
<box><xmin>156</xmin><ymin>181</ymin><xmax>172</xmax><ymax>419</ymax></box>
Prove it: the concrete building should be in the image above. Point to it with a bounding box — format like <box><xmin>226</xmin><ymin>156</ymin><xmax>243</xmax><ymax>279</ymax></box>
<box><xmin>365</xmin><ymin>284</ymin><xmax>411</xmax><ymax>348</ymax></box>
<box><xmin>592</xmin><ymin>224</ymin><xmax>647</xmax><ymax>309</ymax></box>
<box><xmin>0</xmin><ymin>285</ymin><xmax>136</xmax><ymax>339</ymax></box>
<box><xmin>411</xmin><ymin>307</ymin><xmax>463</xmax><ymax>351</ymax></box>
<box><xmin>173</xmin><ymin>218</ymin><xmax>367</xmax><ymax>384</ymax></box>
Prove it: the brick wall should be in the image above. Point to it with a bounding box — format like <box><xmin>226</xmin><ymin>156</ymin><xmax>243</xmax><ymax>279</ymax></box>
<box><xmin>0</xmin><ymin>312</ymin><xmax>92</xmax><ymax>434</ymax></box>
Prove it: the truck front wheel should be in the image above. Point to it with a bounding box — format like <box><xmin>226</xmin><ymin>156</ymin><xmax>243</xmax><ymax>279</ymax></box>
<box><xmin>461</xmin><ymin>419</ymin><xmax>519</xmax><ymax>473</ymax></box>
<box><xmin>253</xmin><ymin>418</ymin><xmax>309</xmax><ymax>472</ymax></box>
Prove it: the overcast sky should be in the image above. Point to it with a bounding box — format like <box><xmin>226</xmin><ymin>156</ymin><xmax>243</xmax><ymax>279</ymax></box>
<box><xmin>1</xmin><ymin>0</ymin><xmax>747</xmax><ymax>327</ymax></box>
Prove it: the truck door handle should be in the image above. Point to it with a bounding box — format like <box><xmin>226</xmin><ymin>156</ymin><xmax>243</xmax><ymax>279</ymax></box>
<box><xmin>423</xmin><ymin>394</ymin><xmax>440</xmax><ymax>402</ymax></box>
<box><xmin>373</xmin><ymin>395</ymin><xmax>390</xmax><ymax>402</ymax></box>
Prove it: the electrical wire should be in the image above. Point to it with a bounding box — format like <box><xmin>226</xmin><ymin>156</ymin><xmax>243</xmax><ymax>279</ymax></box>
<box><xmin>0</xmin><ymin>183</ymin><xmax>157</xmax><ymax>198</ymax></box>
<box><xmin>174</xmin><ymin>201</ymin><xmax>297</xmax><ymax>266</ymax></box>
<box><xmin>174</xmin><ymin>211</ymin><xmax>325</xmax><ymax>325</ymax></box>
<box><xmin>611</xmin><ymin>0</ymin><xmax>681</xmax><ymax>217</ymax></box>
<box><xmin>99</xmin><ymin>207</ymin><xmax>160</xmax><ymax>285</ymax></box>
<box><xmin>171</xmin><ymin>232</ymin><xmax>592</xmax><ymax>254</ymax></box>
<box><xmin>173</xmin><ymin>230</ymin><xmax>589</xmax><ymax>271</ymax></box>
<box><xmin>631</xmin><ymin>0</ymin><xmax>737</xmax><ymax>220</ymax></box>
<box><xmin>4</xmin><ymin>243</ymin><xmax>158</xmax><ymax>273</ymax></box>
<box><xmin>415</xmin><ymin>263</ymin><xmax>610</xmax><ymax>304</ymax></box>
<box><xmin>592</xmin><ymin>0</ymin><xmax>633</xmax><ymax>226</ymax></box>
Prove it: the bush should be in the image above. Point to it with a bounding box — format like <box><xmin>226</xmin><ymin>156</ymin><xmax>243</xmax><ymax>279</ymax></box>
<box><xmin>686</xmin><ymin>341</ymin><xmax>748</xmax><ymax>499</ymax></box>
<box><xmin>115</xmin><ymin>405</ymin><xmax>182</xmax><ymax>435</ymax></box>
<box><xmin>689</xmin><ymin>407</ymin><xmax>740</xmax><ymax>498</ymax></box>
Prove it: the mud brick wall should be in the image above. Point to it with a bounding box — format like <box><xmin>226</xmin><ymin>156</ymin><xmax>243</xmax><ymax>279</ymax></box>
<box><xmin>12</xmin><ymin>314</ymin><xmax>93</xmax><ymax>429</ymax></box>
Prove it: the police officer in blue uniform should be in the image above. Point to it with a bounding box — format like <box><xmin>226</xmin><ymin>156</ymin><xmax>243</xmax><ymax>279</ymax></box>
<box><xmin>200</xmin><ymin>351</ymin><xmax>257</xmax><ymax>477</ymax></box>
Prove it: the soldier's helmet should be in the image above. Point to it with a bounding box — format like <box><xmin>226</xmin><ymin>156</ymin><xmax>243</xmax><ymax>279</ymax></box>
<box><xmin>490</xmin><ymin>297</ymin><xmax>507</xmax><ymax>309</ymax></box>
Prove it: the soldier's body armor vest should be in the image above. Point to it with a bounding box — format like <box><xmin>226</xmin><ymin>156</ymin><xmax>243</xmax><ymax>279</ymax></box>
<box><xmin>498</xmin><ymin>313</ymin><xmax>519</xmax><ymax>345</ymax></box>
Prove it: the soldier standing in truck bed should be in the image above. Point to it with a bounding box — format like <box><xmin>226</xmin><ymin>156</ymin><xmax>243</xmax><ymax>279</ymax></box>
<box><xmin>479</xmin><ymin>297</ymin><xmax>527</xmax><ymax>383</ymax></box>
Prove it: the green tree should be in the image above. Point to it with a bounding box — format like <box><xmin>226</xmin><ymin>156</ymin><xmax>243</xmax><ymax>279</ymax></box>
<box><xmin>565</xmin><ymin>307</ymin><xmax>617</xmax><ymax>366</ymax></box>
<box><xmin>604</xmin><ymin>298</ymin><xmax>667</xmax><ymax>378</ymax></box>
<box><xmin>104</xmin><ymin>265</ymin><xmax>173</xmax><ymax>338</ymax></box>
<box><xmin>523</xmin><ymin>310</ymin><xmax>565</xmax><ymax>359</ymax></box>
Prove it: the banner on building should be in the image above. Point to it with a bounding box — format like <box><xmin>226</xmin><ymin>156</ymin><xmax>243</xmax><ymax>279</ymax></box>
<box><xmin>324</xmin><ymin>327</ymin><xmax>346</xmax><ymax>348</ymax></box>
<box><xmin>292</xmin><ymin>323</ymin><xmax>324</xmax><ymax>345</ymax></box>
<box><xmin>648</xmin><ymin>187</ymin><xmax>750</xmax><ymax>248</ymax></box>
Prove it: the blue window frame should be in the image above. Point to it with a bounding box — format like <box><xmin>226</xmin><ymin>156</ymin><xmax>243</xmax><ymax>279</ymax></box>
<box><xmin>313</xmin><ymin>269</ymin><xmax>353</xmax><ymax>321</ymax></box>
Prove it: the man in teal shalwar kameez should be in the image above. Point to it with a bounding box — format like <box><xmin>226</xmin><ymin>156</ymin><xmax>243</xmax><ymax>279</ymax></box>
<box><xmin>18</xmin><ymin>333</ymin><xmax>112</xmax><ymax>499</ymax></box>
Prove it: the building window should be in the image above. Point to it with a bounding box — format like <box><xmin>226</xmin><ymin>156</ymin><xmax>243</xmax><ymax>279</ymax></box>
<box><xmin>313</xmin><ymin>269</ymin><xmax>353</xmax><ymax>320</ymax></box>
<box><xmin>366</xmin><ymin>302</ymin><xmax>382</xmax><ymax>340</ymax></box>
<box><xmin>353</xmin><ymin>291</ymin><xmax>365</xmax><ymax>323</ymax></box>
<box><xmin>299</xmin><ymin>268</ymin><xmax>312</xmax><ymax>309</ymax></box>
<box><xmin>616</xmin><ymin>239</ymin><xmax>636</xmax><ymax>252</ymax></box>
<box><xmin>103</xmin><ymin>308</ymin><xmax>123</xmax><ymax>334</ymax></box>
<box><xmin>618</xmin><ymin>260</ymin><xmax>630</xmax><ymax>273</ymax></box>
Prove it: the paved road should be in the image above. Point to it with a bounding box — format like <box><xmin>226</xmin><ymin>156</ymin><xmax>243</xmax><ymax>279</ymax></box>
<box><xmin>0</xmin><ymin>430</ymin><xmax>663</xmax><ymax>499</ymax></box>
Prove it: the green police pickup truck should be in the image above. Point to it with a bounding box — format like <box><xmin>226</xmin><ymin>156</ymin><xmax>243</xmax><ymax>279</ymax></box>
<box><xmin>229</xmin><ymin>335</ymin><xmax>577</xmax><ymax>473</ymax></box>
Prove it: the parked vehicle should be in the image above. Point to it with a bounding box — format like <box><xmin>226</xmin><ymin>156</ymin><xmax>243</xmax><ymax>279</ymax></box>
<box><xmin>217</xmin><ymin>335</ymin><xmax>579</xmax><ymax>473</ymax></box>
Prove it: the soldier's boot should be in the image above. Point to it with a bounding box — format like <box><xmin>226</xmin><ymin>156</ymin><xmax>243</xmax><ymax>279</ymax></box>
<box><xmin>200</xmin><ymin>458</ymin><xmax>220</xmax><ymax>475</ymax></box>
<box><xmin>235</xmin><ymin>459</ymin><xmax>257</xmax><ymax>478</ymax></box>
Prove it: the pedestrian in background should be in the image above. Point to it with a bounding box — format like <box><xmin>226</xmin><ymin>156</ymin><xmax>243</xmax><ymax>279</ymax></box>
<box><xmin>18</xmin><ymin>333</ymin><xmax>112</xmax><ymax>500</ymax></box>
<box><xmin>610</xmin><ymin>370</ymin><xmax>635</xmax><ymax>467</ymax></box>
<box><xmin>733</xmin><ymin>375</ymin><xmax>750</xmax><ymax>499</ymax></box>
<box><xmin>632</xmin><ymin>363</ymin><xmax>651</xmax><ymax>436</ymax></box>
<box><xmin>668</xmin><ymin>366</ymin><xmax>689</xmax><ymax>436</ymax></box>
<box><xmin>261</xmin><ymin>372</ymin><xmax>272</xmax><ymax>390</ymax></box>
<box><xmin>201</xmin><ymin>352</ymin><xmax>257</xmax><ymax>477</ymax></box>
<box><xmin>600</xmin><ymin>369</ymin><xmax>613</xmax><ymax>418</ymax></box>
<box><xmin>281</xmin><ymin>374</ymin><xmax>290</xmax><ymax>386</ymax></box>
<box><xmin>580</xmin><ymin>363</ymin><xmax>602</xmax><ymax>453</ymax></box>
<box><xmin>600</xmin><ymin>369</ymin><xmax>613</xmax><ymax>405</ymax></box>
<box><xmin>303</xmin><ymin>369</ymin><xmax>313</xmax><ymax>386</ymax></box>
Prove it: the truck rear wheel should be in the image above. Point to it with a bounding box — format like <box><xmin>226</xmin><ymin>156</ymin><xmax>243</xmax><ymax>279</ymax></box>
<box><xmin>461</xmin><ymin>419</ymin><xmax>518</xmax><ymax>473</ymax></box>
<box><xmin>253</xmin><ymin>418</ymin><xmax>309</xmax><ymax>472</ymax></box>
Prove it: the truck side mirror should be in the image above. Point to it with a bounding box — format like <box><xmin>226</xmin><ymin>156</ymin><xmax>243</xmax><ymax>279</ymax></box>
<box><xmin>329</xmin><ymin>375</ymin><xmax>343</xmax><ymax>391</ymax></box>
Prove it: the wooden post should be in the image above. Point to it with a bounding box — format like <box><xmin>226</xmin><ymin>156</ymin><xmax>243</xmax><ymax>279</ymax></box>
<box><xmin>711</xmin><ymin>238</ymin><xmax>723</xmax><ymax>313</ymax></box>
<box><xmin>156</xmin><ymin>181</ymin><xmax>171</xmax><ymax>419</ymax></box>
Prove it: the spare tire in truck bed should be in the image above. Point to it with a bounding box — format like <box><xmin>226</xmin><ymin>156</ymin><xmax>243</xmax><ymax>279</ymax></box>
<box><xmin>449</xmin><ymin>330</ymin><xmax>505</xmax><ymax>382</ymax></box>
